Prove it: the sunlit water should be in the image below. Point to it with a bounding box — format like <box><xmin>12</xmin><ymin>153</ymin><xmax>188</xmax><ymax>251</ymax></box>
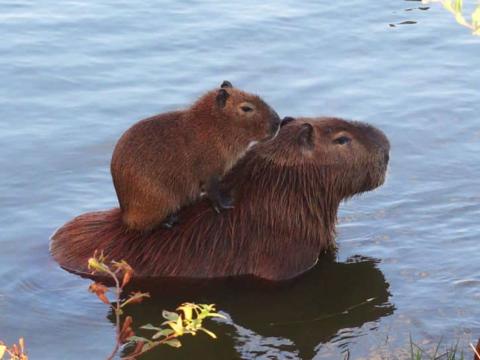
<box><xmin>1</xmin><ymin>1</ymin><xmax>479</xmax><ymax>359</ymax></box>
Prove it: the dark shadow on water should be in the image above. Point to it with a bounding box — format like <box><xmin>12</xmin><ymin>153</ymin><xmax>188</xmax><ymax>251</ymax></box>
<box><xmin>107</xmin><ymin>255</ymin><xmax>395</xmax><ymax>359</ymax></box>
<box><xmin>389</xmin><ymin>20</ymin><xmax>418</xmax><ymax>27</ymax></box>
<box><xmin>389</xmin><ymin>0</ymin><xmax>431</xmax><ymax>28</ymax></box>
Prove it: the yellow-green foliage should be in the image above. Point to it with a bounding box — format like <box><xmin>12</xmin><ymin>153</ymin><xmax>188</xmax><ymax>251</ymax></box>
<box><xmin>423</xmin><ymin>0</ymin><xmax>480</xmax><ymax>35</ymax></box>
<box><xmin>87</xmin><ymin>251</ymin><xmax>222</xmax><ymax>359</ymax></box>
<box><xmin>0</xmin><ymin>338</ymin><xmax>28</xmax><ymax>360</ymax></box>
<box><xmin>128</xmin><ymin>303</ymin><xmax>225</xmax><ymax>352</ymax></box>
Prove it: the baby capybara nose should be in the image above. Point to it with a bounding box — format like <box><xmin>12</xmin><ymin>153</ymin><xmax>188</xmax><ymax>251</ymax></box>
<box><xmin>281</xmin><ymin>116</ymin><xmax>296</xmax><ymax>127</ymax></box>
<box><xmin>269</xmin><ymin>108</ymin><xmax>281</xmax><ymax>135</ymax></box>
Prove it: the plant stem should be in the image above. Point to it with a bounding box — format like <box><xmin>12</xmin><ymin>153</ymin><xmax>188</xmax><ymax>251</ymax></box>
<box><xmin>104</xmin><ymin>268</ymin><xmax>122</xmax><ymax>360</ymax></box>
<box><xmin>122</xmin><ymin>334</ymin><xmax>178</xmax><ymax>360</ymax></box>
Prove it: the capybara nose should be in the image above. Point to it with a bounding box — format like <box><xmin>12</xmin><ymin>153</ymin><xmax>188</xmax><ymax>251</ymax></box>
<box><xmin>374</xmin><ymin>127</ymin><xmax>390</xmax><ymax>154</ymax></box>
<box><xmin>356</xmin><ymin>122</ymin><xmax>390</xmax><ymax>153</ymax></box>
<box><xmin>370</xmin><ymin>126</ymin><xmax>390</xmax><ymax>166</ymax></box>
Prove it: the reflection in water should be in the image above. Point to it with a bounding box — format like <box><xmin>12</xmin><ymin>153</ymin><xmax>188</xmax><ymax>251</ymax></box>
<box><xmin>422</xmin><ymin>0</ymin><xmax>480</xmax><ymax>34</ymax></box>
<box><xmin>110</xmin><ymin>256</ymin><xmax>394</xmax><ymax>359</ymax></box>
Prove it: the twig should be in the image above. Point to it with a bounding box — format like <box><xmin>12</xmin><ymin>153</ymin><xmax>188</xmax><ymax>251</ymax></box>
<box><xmin>104</xmin><ymin>266</ymin><xmax>122</xmax><ymax>360</ymax></box>
<box><xmin>269</xmin><ymin>297</ymin><xmax>376</xmax><ymax>327</ymax></box>
<box><xmin>471</xmin><ymin>341</ymin><xmax>480</xmax><ymax>360</ymax></box>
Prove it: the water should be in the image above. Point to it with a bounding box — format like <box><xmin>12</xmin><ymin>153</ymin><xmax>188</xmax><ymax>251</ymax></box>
<box><xmin>0</xmin><ymin>0</ymin><xmax>479</xmax><ymax>358</ymax></box>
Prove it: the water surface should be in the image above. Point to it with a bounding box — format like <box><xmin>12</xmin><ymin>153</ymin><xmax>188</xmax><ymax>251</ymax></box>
<box><xmin>1</xmin><ymin>0</ymin><xmax>479</xmax><ymax>358</ymax></box>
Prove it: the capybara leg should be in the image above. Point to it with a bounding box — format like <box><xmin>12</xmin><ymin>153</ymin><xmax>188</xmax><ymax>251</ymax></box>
<box><xmin>161</xmin><ymin>212</ymin><xmax>179</xmax><ymax>229</ymax></box>
<box><xmin>206</xmin><ymin>175</ymin><xmax>234</xmax><ymax>213</ymax></box>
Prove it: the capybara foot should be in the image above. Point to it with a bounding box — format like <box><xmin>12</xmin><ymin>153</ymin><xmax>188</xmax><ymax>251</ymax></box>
<box><xmin>211</xmin><ymin>194</ymin><xmax>234</xmax><ymax>214</ymax></box>
<box><xmin>206</xmin><ymin>175</ymin><xmax>234</xmax><ymax>213</ymax></box>
<box><xmin>161</xmin><ymin>213</ymin><xmax>179</xmax><ymax>229</ymax></box>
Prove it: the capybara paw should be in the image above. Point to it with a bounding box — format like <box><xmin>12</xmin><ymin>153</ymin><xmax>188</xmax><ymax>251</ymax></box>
<box><xmin>161</xmin><ymin>213</ymin><xmax>179</xmax><ymax>229</ymax></box>
<box><xmin>220</xmin><ymin>195</ymin><xmax>234</xmax><ymax>209</ymax></box>
<box><xmin>211</xmin><ymin>197</ymin><xmax>234</xmax><ymax>213</ymax></box>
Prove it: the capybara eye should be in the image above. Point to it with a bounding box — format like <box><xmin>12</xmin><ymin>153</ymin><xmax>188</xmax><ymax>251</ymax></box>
<box><xmin>333</xmin><ymin>136</ymin><xmax>351</xmax><ymax>145</ymax></box>
<box><xmin>240</xmin><ymin>105</ymin><xmax>254</xmax><ymax>112</ymax></box>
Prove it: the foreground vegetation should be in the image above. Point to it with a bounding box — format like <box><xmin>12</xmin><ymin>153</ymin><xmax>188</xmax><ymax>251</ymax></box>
<box><xmin>405</xmin><ymin>336</ymin><xmax>479</xmax><ymax>360</ymax></box>
<box><xmin>0</xmin><ymin>339</ymin><xmax>27</xmax><ymax>360</ymax></box>
<box><xmin>87</xmin><ymin>251</ymin><xmax>224</xmax><ymax>359</ymax></box>
<box><xmin>1</xmin><ymin>252</ymin><xmax>223</xmax><ymax>360</ymax></box>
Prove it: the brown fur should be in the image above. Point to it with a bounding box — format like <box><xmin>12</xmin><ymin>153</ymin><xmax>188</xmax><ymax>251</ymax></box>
<box><xmin>51</xmin><ymin>117</ymin><xmax>390</xmax><ymax>281</ymax></box>
<box><xmin>111</xmin><ymin>82</ymin><xmax>280</xmax><ymax>230</ymax></box>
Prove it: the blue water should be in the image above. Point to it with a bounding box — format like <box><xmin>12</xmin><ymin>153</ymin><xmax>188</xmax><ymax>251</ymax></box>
<box><xmin>1</xmin><ymin>0</ymin><xmax>479</xmax><ymax>358</ymax></box>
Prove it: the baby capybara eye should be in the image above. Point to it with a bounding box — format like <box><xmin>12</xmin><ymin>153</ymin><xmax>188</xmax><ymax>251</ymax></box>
<box><xmin>333</xmin><ymin>136</ymin><xmax>351</xmax><ymax>145</ymax></box>
<box><xmin>240</xmin><ymin>105</ymin><xmax>254</xmax><ymax>112</ymax></box>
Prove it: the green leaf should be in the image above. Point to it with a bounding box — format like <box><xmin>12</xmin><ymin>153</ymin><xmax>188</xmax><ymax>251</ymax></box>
<box><xmin>141</xmin><ymin>342</ymin><xmax>155</xmax><ymax>352</ymax></box>
<box><xmin>442</xmin><ymin>0</ymin><xmax>455</xmax><ymax>14</ymax></box>
<box><xmin>177</xmin><ymin>304</ymin><xmax>193</xmax><ymax>321</ymax></box>
<box><xmin>472</xmin><ymin>5</ymin><xmax>480</xmax><ymax>30</ymax></box>
<box><xmin>87</xmin><ymin>258</ymin><xmax>109</xmax><ymax>273</ymax></box>
<box><xmin>127</xmin><ymin>335</ymin><xmax>150</xmax><ymax>343</ymax></box>
<box><xmin>162</xmin><ymin>310</ymin><xmax>179</xmax><ymax>321</ymax></box>
<box><xmin>185</xmin><ymin>319</ymin><xmax>202</xmax><ymax>332</ymax></box>
<box><xmin>454</xmin><ymin>11</ymin><xmax>470</xmax><ymax>27</ymax></box>
<box><xmin>0</xmin><ymin>345</ymin><xmax>6</xmax><ymax>359</ymax></box>
<box><xmin>164</xmin><ymin>339</ymin><xmax>182</xmax><ymax>348</ymax></box>
<box><xmin>199</xmin><ymin>327</ymin><xmax>218</xmax><ymax>339</ymax></box>
<box><xmin>204</xmin><ymin>313</ymin><xmax>227</xmax><ymax>319</ymax></box>
<box><xmin>152</xmin><ymin>328</ymin><xmax>175</xmax><ymax>340</ymax></box>
<box><xmin>140</xmin><ymin>324</ymin><xmax>162</xmax><ymax>331</ymax></box>
<box><xmin>453</xmin><ymin>0</ymin><xmax>462</xmax><ymax>14</ymax></box>
<box><xmin>168</xmin><ymin>316</ymin><xmax>185</xmax><ymax>336</ymax></box>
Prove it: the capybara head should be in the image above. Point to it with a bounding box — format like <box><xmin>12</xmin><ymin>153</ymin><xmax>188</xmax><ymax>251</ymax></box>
<box><xmin>194</xmin><ymin>81</ymin><xmax>281</xmax><ymax>141</ymax></box>
<box><xmin>253</xmin><ymin>117</ymin><xmax>390</xmax><ymax>200</ymax></box>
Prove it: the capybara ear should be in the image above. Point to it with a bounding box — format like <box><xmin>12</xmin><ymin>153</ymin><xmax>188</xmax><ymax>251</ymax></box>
<box><xmin>216</xmin><ymin>88</ymin><xmax>230</xmax><ymax>107</ymax></box>
<box><xmin>281</xmin><ymin>116</ymin><xmax>296</xmax><ymax>127</ymax></box>
<box><xmin>220</xmin><ymin>80</ymin><xmax>233</xmax><ymax>88</ymax></box>
<box><xmin>297</xmin><ymin>123</ymin><xmax>315</xmax><ymax>150</ymax></box>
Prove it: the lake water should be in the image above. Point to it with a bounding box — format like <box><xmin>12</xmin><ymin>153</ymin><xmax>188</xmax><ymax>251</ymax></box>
<box><xmin>1</xmin><ymin>0</ymin><xmax>479</xmax><ymax>359</ymax></box>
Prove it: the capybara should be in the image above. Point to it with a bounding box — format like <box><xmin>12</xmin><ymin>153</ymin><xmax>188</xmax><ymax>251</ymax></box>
<box><xmin>51</xmin><ymin>117</ymin><xmax>390</xmax><ymax>281</ymax></box>
<box><xmin>111</xmin><ymin>81</ymin><xmax>281</xmax><ymax>230</ymax></box>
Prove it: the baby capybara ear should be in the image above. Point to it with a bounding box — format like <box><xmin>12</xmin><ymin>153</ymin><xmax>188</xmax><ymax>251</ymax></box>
<box><xmin>281</xmin><ymin>116</ymin><xmax>296</xmax><ymax>127</ymax></box>
<box><xmin>216</xmin><ymin>88</ymin><xmax>230</xmax><ymax>107</ymax></box>
<box><xmin>297</xmin><ymin>123</ymin><xmax>315</xmax><ymax>150</ymax></box>
<box><xmin>220</xmin><ymin>80</ymin><xmax>233</xmax><ymax>88</ymax></box>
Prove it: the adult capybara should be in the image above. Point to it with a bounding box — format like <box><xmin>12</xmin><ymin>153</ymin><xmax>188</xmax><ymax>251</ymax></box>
<box><xmin>111</xmin><ymin>81</ymin><xmax>281</xmax><ymax>230</ymax></box>
<box><xmin>50</xmin><ymin>117</ymin><xmax>390</xmax><ymax>281</ymax></box>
